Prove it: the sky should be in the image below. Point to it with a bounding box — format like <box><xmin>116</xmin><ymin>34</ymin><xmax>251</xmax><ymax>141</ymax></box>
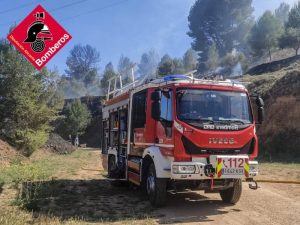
<box><xmin>0</xmin><ymin>0</ymin><xmax>299</xmax><ymax>75</ymax></box>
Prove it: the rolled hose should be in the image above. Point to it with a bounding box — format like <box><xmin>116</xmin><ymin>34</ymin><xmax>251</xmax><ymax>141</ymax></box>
<box><xmin>81</xmin><ymin>167</ymin><xmax>103</xmax><ymax>171</ymax></box>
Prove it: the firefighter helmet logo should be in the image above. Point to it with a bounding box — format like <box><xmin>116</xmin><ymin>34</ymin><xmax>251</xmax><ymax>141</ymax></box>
<box><xmin>7</xmin><ymin>5</ymin><xmax>72</xmax><ymax>70</ymax></box>
<box><xmin>24</xmin><ymin>12</ymin><xmax>53</xmax><ymax>52</ymax></box>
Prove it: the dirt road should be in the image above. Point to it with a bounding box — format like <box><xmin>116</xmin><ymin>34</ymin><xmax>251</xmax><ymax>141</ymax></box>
<box><xmin>158</xmin><ymin>183</ymin><xmax>300</xmax><ymax>225</ymax></box>
<box><xmin>1</xmin><ymin>149</ymin><xmax>299</xmax><ymax>225</ymax></box>
<box><xmin>78</xmin><ymin>150</ymin><xmax>300</xmax><ymax>225</ymax></box>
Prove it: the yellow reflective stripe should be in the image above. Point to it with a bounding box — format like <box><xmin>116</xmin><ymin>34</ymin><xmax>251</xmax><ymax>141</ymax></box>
<box><xmin>244</xmin><ymin>162</ymin><xmax>249</xmax><ymax>172</ymax></box>
<box><xmin>215</xmin><ymin>159</ymin><xmax>223</xmax><ymax>178</ymax></box>
<box><xmin>217</xmin><ymin>161</ymin><xmax>222</xmax><ymax>173</ymax></box>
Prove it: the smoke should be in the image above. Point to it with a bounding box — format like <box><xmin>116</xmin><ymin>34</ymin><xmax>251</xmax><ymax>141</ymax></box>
<box><xmin>60</xmin><ymin>79</ymin><xmax>104</xmax><ymax>100</ymax></box>
<box><xmin>231</xmin><ymin>62</ymin><xmax>243</xmax><ymax>77</ymax></box>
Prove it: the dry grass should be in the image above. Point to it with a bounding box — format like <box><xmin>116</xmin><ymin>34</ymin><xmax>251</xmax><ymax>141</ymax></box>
<box><xmin>0</xmin><ymin>149</ymin><xmax>159</xmax><ymax>225</ymax></box>
<box><xmin>258</xmin><ymin>163</ymin><xmax>300</xmax><ymax>181</ymax></box>
<box><xmin>0</xmin><ymin>207</ymin><xmax>83</xmax><ymax>225</ymax></box>
<box><xmin>252</xmin><ymin>48</ymin><xmax>297</xmax><ymax>67</ymax></box>
<box><xmin>261</xmin><ymin>96</ymin><xmax>300</xmax><ymax>135</ymax></box>
<box><xmin>242</xmin><ymin>63</ymin><xmax>289</xmax><ymax>97</ymax></box>
<box><xmin>0</xmin><ymin>207</ymin><xmax>157</xmax><ymax>225</ymax></box>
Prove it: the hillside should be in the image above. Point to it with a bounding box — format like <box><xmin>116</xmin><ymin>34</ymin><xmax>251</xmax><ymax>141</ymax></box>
<box><xmin>0</xmin><ymin>139</ymin><xmax>18</xmax><ymax>167</ymax></box>
<box><xmin>243</xmin><ymin>59</ymin><xmax>300</xmax><ymax>161</ymax></box>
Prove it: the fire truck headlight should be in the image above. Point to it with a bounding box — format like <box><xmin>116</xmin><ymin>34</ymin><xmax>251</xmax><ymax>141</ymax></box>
<box><xmin>250</xmin><ymin>165</ymin><xmax>258</xmax><ymax>173</ymax></box>
<box><xmin>172</xmin><ymin>165</ymin><xmax>196</xmax><ymax>174</ymax></box>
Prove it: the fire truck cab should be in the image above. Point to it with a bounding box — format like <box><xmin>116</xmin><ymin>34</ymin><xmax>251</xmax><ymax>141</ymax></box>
<box><xmin>101</xmin><ymin>73</ymin><xmax>264</xmax><ymax>207</ymax></box>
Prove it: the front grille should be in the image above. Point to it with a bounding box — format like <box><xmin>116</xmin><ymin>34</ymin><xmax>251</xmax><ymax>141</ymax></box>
<box><xmin>182</xmin><ymin>135</ymin><xmax>255</xmax><ymax>155</ymax></box>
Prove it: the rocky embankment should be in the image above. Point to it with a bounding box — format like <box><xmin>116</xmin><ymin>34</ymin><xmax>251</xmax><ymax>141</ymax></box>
<box><xmin>243</xmin><ymin>60</ymin><xmax>300</xmax><ymax>161</ymax></box>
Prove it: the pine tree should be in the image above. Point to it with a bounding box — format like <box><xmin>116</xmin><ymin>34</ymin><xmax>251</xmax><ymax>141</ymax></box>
<box><xmin>188</xmin><ymin>0</ymin><xmax>254</xmax><ymax>72</ymax></box>
<box><xmin>279</xmin><ymin>2</ymin><xmax>300</xmax><ymax>55</ymax></box>
<box><xmin>62</xmin><ymin>99</ymin><xmax>91</xmax><ymax>138</ymax></box>
<box><xmin>101</xmin><ymin>62</ymin><xmax>118</xmax><ymax>92</ymax></box>
<box><xmin>157</xmin><ymin>55</ymin><xmax>175</xmax><ymax>77</ymax></box>
<box><xmin>248</xmin><ymin>11</ymin><xmax>283</xmax><ymax>61</ymax></box>
<box><xmin>0</xmin><ymin>39</ymin><xmax>64</xmax><ymax>155</ymax></box>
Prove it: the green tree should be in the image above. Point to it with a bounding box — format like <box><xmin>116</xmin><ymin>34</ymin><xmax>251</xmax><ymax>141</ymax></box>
<box><xmin>0</xmin><ymin>39</ymin><xmax>64</xmax><ymax>155</ymax></box>
<box><xmin>172</xmin><ymin>58</ymin><xmax>185</xmax><ymax>74</ymax></box>
<box><xmin>248</xmin><ymin>11</ymin><xmax>283</xmax><ymax>61</ymax></box>
<box><xmin>188</xmin><ymin>0</ymin><xmax>254</xmax><ymax>72</ymax></box>
<box><xmin>65</xmin><ymin>44</ymin><xmax>100</xmax><ymax>86</ymax></box>
<box><xmin>63</xmin><ymin>100</ymin><xmax>91</xmax><ymax>138</ymax></box>
<box><xmin>182</xmin><ymin>48</ymin><xmax>198</xmax><ymax>72</ymax></box>
<box><xmin>279</xmin><ymin>2</ymin><xmax>300</xmax><ymax>55</ymax></box>
<box><xmin>279</xmin><ymin>28</ymin><xmax>300</xmax><ymax>55</ymax></box>
<box><xmin>275</xmin><ymin>2</ymin><xmax>290</xmax><ymax>25</ymax></box>
<box><xmin>157</xmin><ymin>54</ymin><xmax>175</xmax><ymax>77</ymax></box>
<box><xmin>286</xmin><ymin>1</ymin><xmax>300</xmax><ymax>29</ymax></box>
<box><xmin>205</xmin><ymin>42</ymin><xmax>219</xmax><ymax>72</ymax></box>
<box><xmin>138</xmin><ymin>49</ymin><xmax>159</xmax><ymax>78</ymax></box>
<box><xmin>101</xmin><ymin>62</ymin><xmax>118</xmax><ymax>93</ymax></box>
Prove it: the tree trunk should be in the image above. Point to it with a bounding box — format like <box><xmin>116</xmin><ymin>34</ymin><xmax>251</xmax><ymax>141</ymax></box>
<box><xmin>268</xmin><ymin>49</ymin><xmax>272</xmax><ymax>62</ymax></box>
<box><xmin>75</xmin><ymin>134</ymin><xmax>79</xmax><ymax>147</ymax></box>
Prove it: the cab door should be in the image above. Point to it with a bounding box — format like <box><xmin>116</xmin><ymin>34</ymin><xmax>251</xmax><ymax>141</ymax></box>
<box><xmin>130</xmin><ymin>90</ymin><xmax>147</xmax><ymax>156</ymax></box>
<box><xmin>155</xmin><ymin>89</ymin><xmax>174</xmax><ymax>155</ymax></box>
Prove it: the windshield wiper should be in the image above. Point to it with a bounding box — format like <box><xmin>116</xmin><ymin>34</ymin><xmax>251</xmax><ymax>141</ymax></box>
<box><xmin>199</xmin><ymin>118</ymin><xmax>214</xmax><ymax>124</ymax></box>
<box><xmin>218</xmin><ymin>119</ymin><xmax>245</xmax><ymax>125</ymax></box>
<box><xmin>180</xmin><ymin>118</ymin><xmax>214</xmax><ymax>124</ymax></box>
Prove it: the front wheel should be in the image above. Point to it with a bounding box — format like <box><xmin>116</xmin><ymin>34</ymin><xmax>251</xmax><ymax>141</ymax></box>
<box><xmin>146</xmin><ymin>163</ymin><xmax>167</xmax><ymax>207</ymax></box>
<box><xmin>219</xmin><ymin>179</ymin><xmax>242</xmax><ymax>204</ymax></box>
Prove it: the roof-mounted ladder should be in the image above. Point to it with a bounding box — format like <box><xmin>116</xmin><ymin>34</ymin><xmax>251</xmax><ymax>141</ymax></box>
<box><xmin>106</xmin><ymin>67</ymin><xmax>138</xmax><ymax>100</ymax></box>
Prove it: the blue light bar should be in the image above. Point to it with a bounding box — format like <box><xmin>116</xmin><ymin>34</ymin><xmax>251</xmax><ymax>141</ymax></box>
<box><xmin>163</xmin><ymin>75</ymin><xmax>192</xmax><ymax>81</ymax></box>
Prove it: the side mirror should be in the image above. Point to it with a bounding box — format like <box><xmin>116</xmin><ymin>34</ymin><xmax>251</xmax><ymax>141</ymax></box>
<box><xmin>151</xmin><ymin>91</ymin><xmax>161</xmax><ymax>101</ymax></box>
<box><xmin>151</xmin><ymin>101</ymin><xmax>160</xmax><ymax>120</ymax></box>
<box><xmin>151</xmin><ymin>91</ymin><xmax>161</xmax><ymax>120</ymax></box>
<box><xmin>256</xmin><ymin>96</ymin><xmax>264</xmax><ymax>107</ymax></box>
<box><xmin>257</xmin><ymin>107</ymin><xmax>264</xmax><ymax>124</ymax></box>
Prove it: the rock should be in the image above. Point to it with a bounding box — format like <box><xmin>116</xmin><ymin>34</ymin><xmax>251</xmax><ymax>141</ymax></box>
<box><xmin>45</xmin><ymin>133</ymin><xmax>75</xmax><ymax>154</ymax></box>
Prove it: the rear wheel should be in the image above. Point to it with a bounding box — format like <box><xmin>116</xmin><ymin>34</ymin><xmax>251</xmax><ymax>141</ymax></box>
<box><xmin>146</xmin><ymin>163</ymin><xmax>167</xmax><ymax>207</ymax></box>
<box><xmin>219</xmin><ymin>179</ymin><xmax>242</xmax><ymax>204</ymax></box>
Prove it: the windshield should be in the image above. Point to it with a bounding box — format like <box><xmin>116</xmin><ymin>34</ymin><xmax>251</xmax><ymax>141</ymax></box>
<box><xmin>176</xmin><ymin>89</ymin><xmax>253</xmax><ymax>126</ymax></box>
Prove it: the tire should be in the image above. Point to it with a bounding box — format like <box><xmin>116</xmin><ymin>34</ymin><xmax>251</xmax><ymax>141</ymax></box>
<box><xmin>146</xmin><ymin>163</ymin><xmax>167</xmax><ymax>207</ymax></box>
<box><xmin>220</xmin><ymin>179</ymin><xmax>242</xmax><ymax>204</ymax></box>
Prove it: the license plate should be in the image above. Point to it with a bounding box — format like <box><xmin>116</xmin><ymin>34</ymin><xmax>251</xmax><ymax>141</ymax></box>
<box><xmin>215</xmin><ymin>156</ymin><xmax>248</xmax><ymax>178</ymax></box>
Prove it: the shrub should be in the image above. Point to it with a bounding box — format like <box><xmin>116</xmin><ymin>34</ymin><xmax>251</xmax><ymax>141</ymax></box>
<box><xmin>15</xmin><ymin>130</ymin><xmax>49</xmax><ymax>156</ymax></box>
<box><xmin>5</xmin><ymin>163</ymin><xmax>52</xmax><ymax>208</ymax></box>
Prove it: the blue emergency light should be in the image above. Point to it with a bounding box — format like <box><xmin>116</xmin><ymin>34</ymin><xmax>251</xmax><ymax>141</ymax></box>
<box><xmin>163</xmin><ymin>75</ymin><xmax>192</xmax><ymax>81</ymax></box>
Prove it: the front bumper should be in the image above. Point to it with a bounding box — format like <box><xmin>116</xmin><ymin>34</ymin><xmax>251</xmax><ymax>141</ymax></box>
<box><xmin>171</xmin><ymin>155</ymin><xmax>258</xmax><ymax>180</ymax></box>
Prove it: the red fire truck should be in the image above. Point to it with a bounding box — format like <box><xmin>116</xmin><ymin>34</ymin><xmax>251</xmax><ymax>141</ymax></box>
<box><xmin>101</xmin><ymin>73</ymin><xmax>264</xmax><ymax>207</ymax></box>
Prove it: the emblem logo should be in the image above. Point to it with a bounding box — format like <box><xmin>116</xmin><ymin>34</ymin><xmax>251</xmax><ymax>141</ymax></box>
<box><xmin>7</xmin><ymin>5</ymin><xmax>72</xmax><ymax>70</ymax></box>
<box><xmin>208</xmin><ymin>138</ymin><xmax>235</xmax><ymax>144</ymax></box>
